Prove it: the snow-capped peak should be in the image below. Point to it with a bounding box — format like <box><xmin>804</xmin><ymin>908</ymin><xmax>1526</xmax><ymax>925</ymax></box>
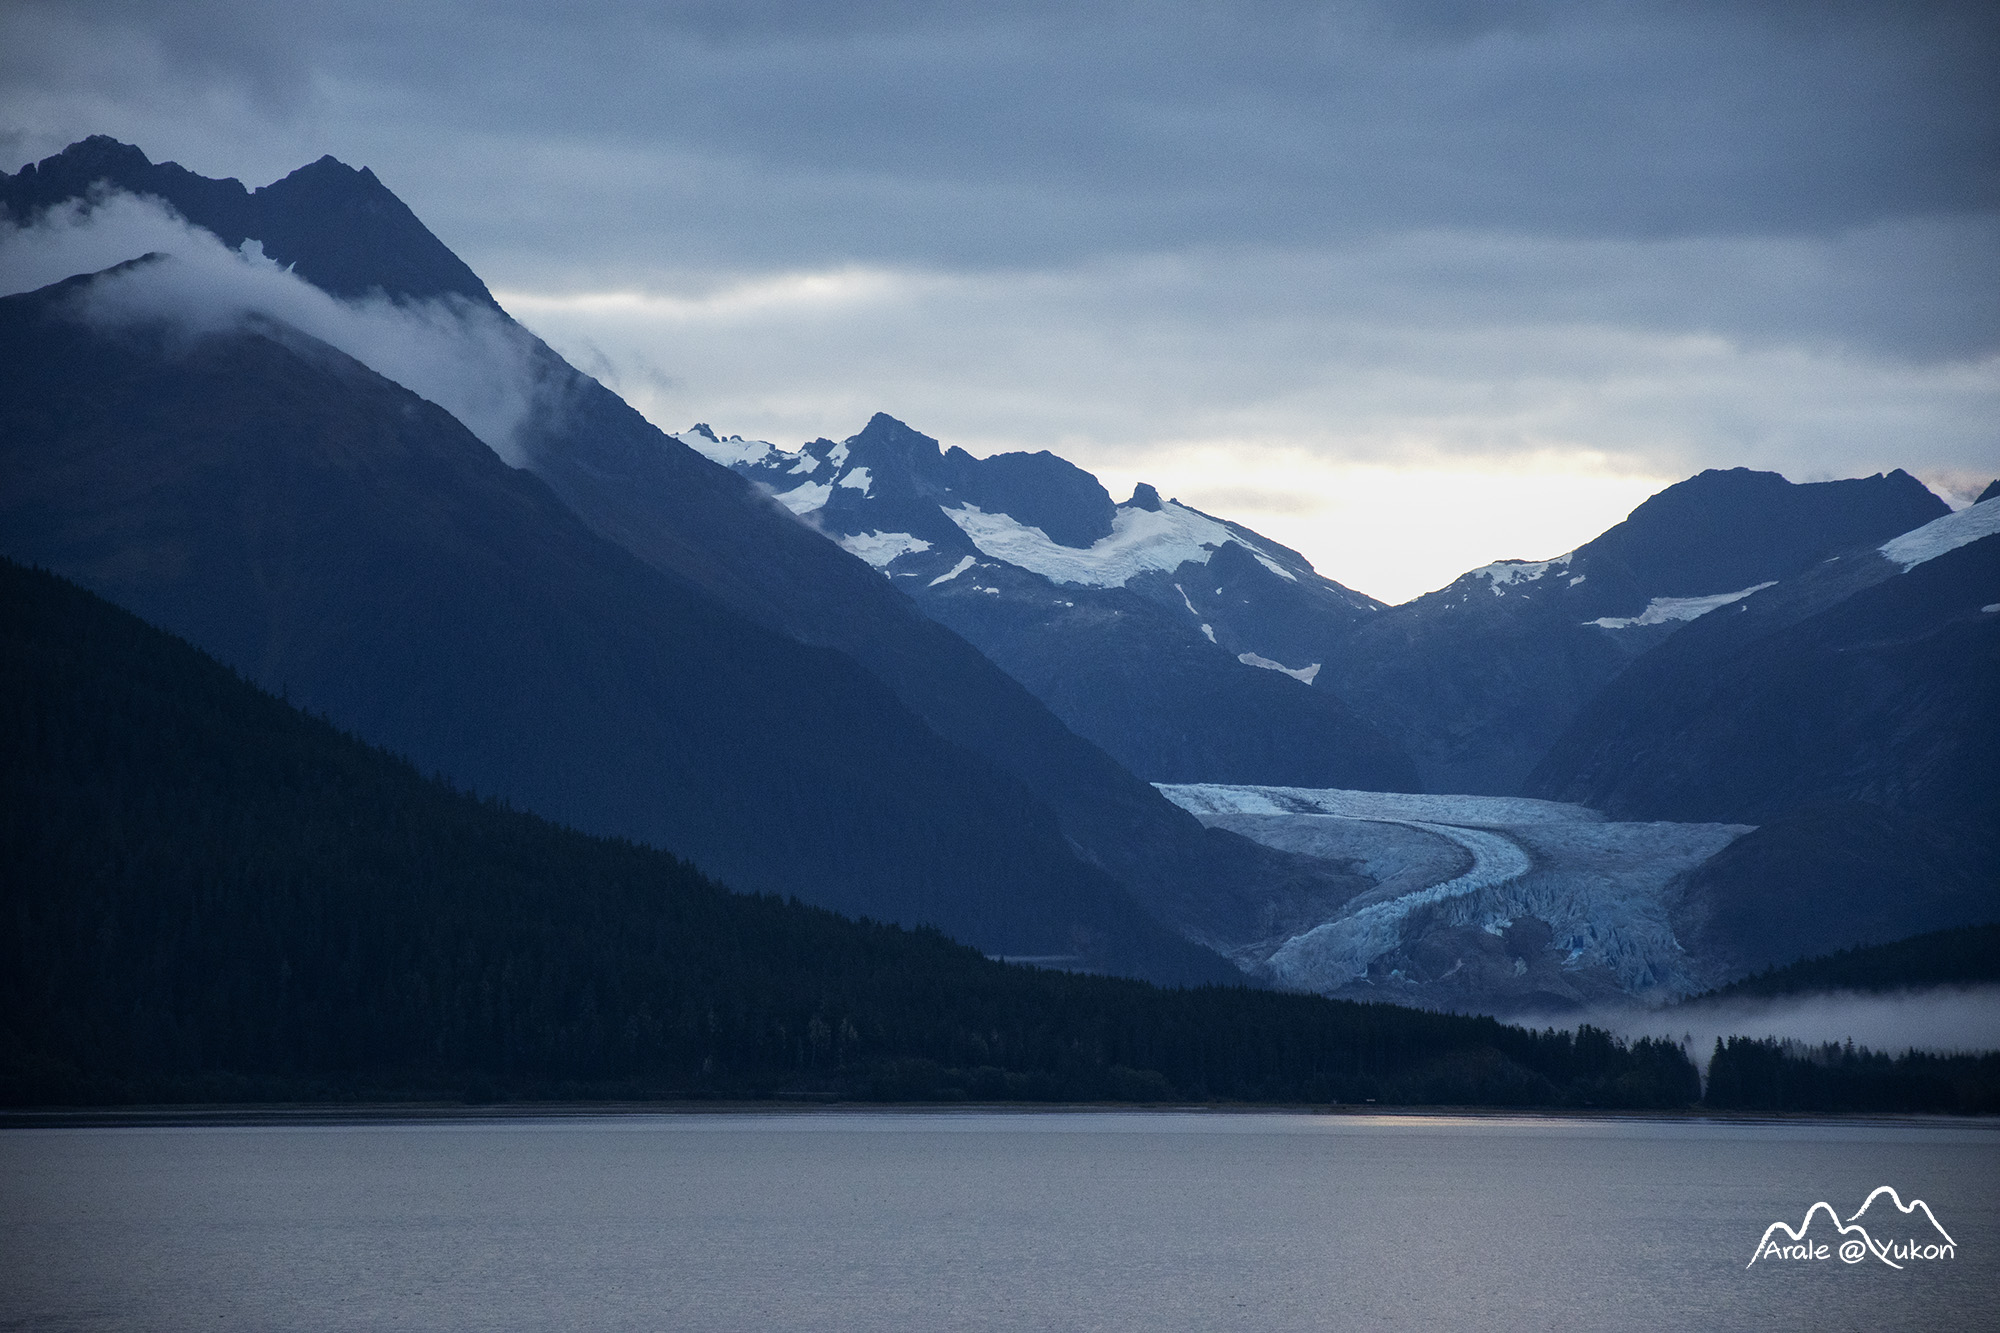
<box><xmin>1470</xmin><ymin>552</ymin><xmax>1573</xmax><ymax>595</ymax></box>
<box><xmin>675</xmin><ymin>425</ymin><xmax>781</xmax><ymax>469</ymax></box>
<box><xmin>941</xmin><ymin>497</ymin><xmax>1295</xmax><ymax>590</ymax></box>
<box><xmin>1878</xmin><ymin>496</ymin><xmax>2000</xmax><ymax>572</ymax></box>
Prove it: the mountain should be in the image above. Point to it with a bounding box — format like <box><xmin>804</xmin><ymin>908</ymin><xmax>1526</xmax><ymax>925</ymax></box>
<box><xmin>678</xmin><ymin>416</ymin><xmax>1416</xmax><ymax>789</ymax></box>
<box><xmin>0</xmin><ymin>136</ymin><xmax>1363</xmax><ymax>973</ymax></box>
<box><xmin>1317</xmin><ymin>468</ymin><xmax>1951</xmax><ymax>794</ymax></box>
<box><xmin>0</xmin><ymin>555</ymin><xmax>1707</xmax><ymax>1110</ymax></box>
<box><xmin>1</xmin><ymin>134</ymin><xmax>494</xmax><ymax>306</ymax></box>
<box><xmin>1527</xmin><ymin>499</ymin><xmax>2000</xmax><ymax>972</ymax></box>
<box><xmin>0</xmin><ymin>263</ymin><xmax>1227</xmax><ymax>980</ymax></box>
<box><xmin>1700</xmin><ymin>923</ymin><xmax>2000</xmax><ymax>1000</ymax></box>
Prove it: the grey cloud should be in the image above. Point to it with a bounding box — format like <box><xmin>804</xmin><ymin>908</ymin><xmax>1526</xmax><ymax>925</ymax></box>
<box><xmin>0</xmin><ymin>192</ymin><xmax>552</xmax><ymax>464</ymax></box>
<box><xmin>2</xmin><ymin>0</ymin><xmax>1992</xmax><ymax>531</ymax></box>
<box><xmin>12</xmin><ymin>3</ymin><xmax>1997</xmax><ymax>256</ymax></box>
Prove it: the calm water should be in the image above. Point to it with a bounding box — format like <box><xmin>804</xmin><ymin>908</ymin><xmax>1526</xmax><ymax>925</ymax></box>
<box><xmin>3</xmin><ymin>1109</ymin><xmax>1996</xmax><ymax>1331</ymax></box>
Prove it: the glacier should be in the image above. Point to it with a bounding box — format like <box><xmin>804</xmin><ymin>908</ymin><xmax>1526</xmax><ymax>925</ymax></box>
<box><xmin>1157</xmin><ymin>782</ymin><xmax>1753</xmax><ymax>1010</ymax></box>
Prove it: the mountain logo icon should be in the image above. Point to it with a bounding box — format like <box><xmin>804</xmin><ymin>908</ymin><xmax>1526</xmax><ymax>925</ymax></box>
<box><xmin>1748</xmin><ymin>1187</ymin><xmax>1957</xmax><ymax>1269</ymax></box>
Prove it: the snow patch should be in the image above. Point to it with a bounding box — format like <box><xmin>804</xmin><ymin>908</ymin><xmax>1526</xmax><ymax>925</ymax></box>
<box><xmin>1472</xmin><ymin>552</ymin><xmax>1573</xmax><ymax>595</ymax></box>
<box><xmin>1251</xmin><ymin>551</ymin><xmax>1299</xmax><ymax>582</ymax></box>
<box><xmin>838</xmin><ymin>466</ymin><xmax>873</xmax><ymax>495</ymax></box>
<box><xmin>1588</xmin><ymin>582</ymin><xmax>1775</xmax><ymax>629</ymax></box>
<box><xmin>1879</xmin><ymin>497</ymin><xmax>2000</xmax><ymax>571</ymax></box>
<box><xmin>928</xmin><ymin>555</ymin><xmax>977</xmax><ymax>586</ymax></box>
<box><xmin>826</xmin><ymin>441</ymin><xmax>850</xmax><ymax>469</ymax></box>
<box><xmin>774</xmin><ymin>481</ymin><xmax>830</xmax><ymax>515</ymax></box>
<box><xmin>942</xmin><ymin>499</ymin><xmax>1290</xmax><ymax>589</ymax></box>
<box><xmin>1237</xmin><ymin>652</ymin><xmax>1320</xmax><ymax>685</ymax></box>
<box><xmin>674</xmin><ymin>429</ymin><xmax>777</xmax><ymax>469</ymax></box>
<box><xmin>1201</xmin><ymin>624</ymin><xmax>1216</xmax><ymax>642</ymax></box>
<box><xmin>836</xmin><ymin>530</ymin><xmax>931</xmax><ymax>568</ymax></box>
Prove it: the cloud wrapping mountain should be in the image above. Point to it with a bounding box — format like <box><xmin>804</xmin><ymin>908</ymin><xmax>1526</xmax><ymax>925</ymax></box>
<box><xmin>0</xmin><ymin>191</ymin><xmax>547</xmax><ymax>465</ymax></box>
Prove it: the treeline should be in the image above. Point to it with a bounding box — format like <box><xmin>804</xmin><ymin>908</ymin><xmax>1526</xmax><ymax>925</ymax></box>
<box><xmin>1706</xmin><ymin>1038</ymin><xmax>2000</xmax><ymax>1115</ymax></box>
<box><xmin>1704</xmin><ymin>923</ymin><xmax>2000</xmax><ymax>999</ymax></box>
<box><xmin>0</xmin><ymin>558</ymin><xmax>1699</xmax><ymax>1109</ymax></box>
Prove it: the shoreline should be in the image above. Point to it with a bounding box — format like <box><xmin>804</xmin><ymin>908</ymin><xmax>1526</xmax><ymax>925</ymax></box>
<box><xmin>6</xmin><ymin>1101</ymin><xmax>1997</xmax><ymax>1131</ymax></box>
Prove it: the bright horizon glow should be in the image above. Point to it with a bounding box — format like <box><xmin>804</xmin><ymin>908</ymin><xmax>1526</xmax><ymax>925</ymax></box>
<box><xmin>500</xmin><ymin>274</ymin><xmax>1976</xmax><ymax>605</ymax></box>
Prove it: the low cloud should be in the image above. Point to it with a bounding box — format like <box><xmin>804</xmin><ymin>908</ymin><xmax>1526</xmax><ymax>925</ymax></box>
<box><xmin>0</xmin><ymin>190</ymin><xmax>548</xmax><ymax>465</ymax></box>
<box><xmin>1535</xmin><ymin>986</ymin><xmax>2000</xmax><ymax>1074</ymax></box>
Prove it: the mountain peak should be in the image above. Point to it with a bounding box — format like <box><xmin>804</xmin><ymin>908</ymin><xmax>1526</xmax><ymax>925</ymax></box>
<box><xmin>1579</xmin><ymin>466</ymin><xmax>1947</xmax><ymax>599</ymax></box>
<box><xmin>2</xmin><ymin>136</ymin><xmax>495</xmax><ymax>310</ymax></box>
<box><xmin>34</xmin><ymin>134</ymin><xmax>153</xmax><ymax>177</ymax></box>
<box><xmin>1126</xmin><ymin>482</ymin><xmax>1163</xmax><ymax>512</ymax></box>
<box><xmin>847</xmin><ymin>413</ymin><xmax>947</xmax><ymax>471</ymax></box>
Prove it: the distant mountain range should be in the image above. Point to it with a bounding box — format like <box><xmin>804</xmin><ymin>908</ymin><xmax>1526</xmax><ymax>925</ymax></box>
<box><xmin>678</xmin><ymin>415</ymin><xmax>1414</xmax><ymax>790</ymax></box>
<box><xmin>3</xmin><ymin>135</ymin><xmax>1993</xmax><ymax>1019</ymax></box>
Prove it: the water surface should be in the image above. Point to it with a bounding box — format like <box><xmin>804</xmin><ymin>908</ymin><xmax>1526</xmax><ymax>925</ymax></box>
<box><xmin>3</xmin><ymin>1109</ymin><xmax>1995</xmax><ymax>1331</ymax></box>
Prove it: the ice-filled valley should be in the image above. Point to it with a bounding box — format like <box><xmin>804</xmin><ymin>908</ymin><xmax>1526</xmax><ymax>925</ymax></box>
<box><xmin>1156</xmin><ymin>783</ymin><xmax>1754</xmax><ymax>1015</ymax></box>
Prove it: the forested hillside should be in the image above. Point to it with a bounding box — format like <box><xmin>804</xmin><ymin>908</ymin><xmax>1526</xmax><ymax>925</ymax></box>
<box><xmin>0</xmin><ymin>558</ymin><xmax>1699</xmax><ymax>1109</ymax></box>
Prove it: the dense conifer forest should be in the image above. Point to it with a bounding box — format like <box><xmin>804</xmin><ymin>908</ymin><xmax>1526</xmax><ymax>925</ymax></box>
<box><xmin>1</xmin><ymin>558</ymin><xmax>1704</xmax><ymax>1109</ymax></box>
<box><xmin>1705</xmin><ymin>1038</ymin><xmax>2000</xmax><ymax>1114</ymax></box>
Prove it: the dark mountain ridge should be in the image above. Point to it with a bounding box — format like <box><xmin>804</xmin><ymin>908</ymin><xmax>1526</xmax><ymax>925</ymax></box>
<box><xmin>0</xmin><ymin>555</ymin><xmax>1703</xmax><ymax>1110</ymax></box>
<box><xmin>1318</xmin><ymin>467</ymin><xmax>1950</xmax><ymax>794</ymax></box>
<box><xmin>1527</xmin><ymin>505</ymin><xmax>2000</xmax><ymax>974</ymax></box>
<box><xmin>2</xmin><ymin>135</ymin><xmax>495</xmax><ymax>307</ymax></box>
<box><xmin>0</xmin><ymin>265</ymin><xmax>1224</xmax><ymax>979</ymax></box>
<box><xmin>2</xmin><ymin>135</ymin><xmax>1367</xmax><ymax>975</ymax></box>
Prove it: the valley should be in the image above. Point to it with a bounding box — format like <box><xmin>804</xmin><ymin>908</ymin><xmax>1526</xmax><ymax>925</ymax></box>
<box><xmin>1160</xmin><ymin>784</ymin><xmax>1752</xmax><ymax>1014</ymax></box>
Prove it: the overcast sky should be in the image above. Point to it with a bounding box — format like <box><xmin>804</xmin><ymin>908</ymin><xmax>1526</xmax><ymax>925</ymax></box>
<box><xmin>5</xmin><ymin>0</ymin><xmax>1996</xmax><ymax>601</ymax></box>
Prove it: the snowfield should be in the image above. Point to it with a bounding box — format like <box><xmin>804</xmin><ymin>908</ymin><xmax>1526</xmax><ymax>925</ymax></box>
<box><xmin>836</xmin><ymin>530</ymin><xmax>931</xmax><ymax>568</ymax></box>
<box><xmin>942</xmin><ymin>499</ymin><xmax>1296</xmax><ymax>589</ymax></box>
<box><xmin>1587</xmin><ymin>581</ymin><xmax>1775</xmax><ymax>629</ymax></box>
<box><xmin>1158</xmin><ymin>782</ymin><xmax>1753</xmax><ymax>1006</ymax></box>
<box><xmin>1471</xmin><ymin>552</ymin><xmax>1572</xmax><ymax>594</ymax></box>
<box><xmin>1879</xmin><ymin>496</ymin><xmax>2000</xmax><ymax>571</ymax></box>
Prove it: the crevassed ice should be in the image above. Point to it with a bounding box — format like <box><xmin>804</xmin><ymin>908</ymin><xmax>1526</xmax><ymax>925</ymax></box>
<box><xmin>836</xmin><ymin>529</ymin><xmax>931</xmax><ymax>568</ymax></box>
<box><xmin>1237</xmin><ymin>652</ymin><xmax>1320</xmax><ymax>684</ymax></box>
<box><xmin>1155</xmin><ymin>783</ymin><xmax>1605</xmax><ymax>826</ymax></box>
<box><xmin>943</xmin><ymin>500</ymin><xmax>1290</xmax><ymax>588</ymax></box>
<box><xmin>1879</xmin><ymin>497</ymin><xmax>2000</xmax><ymax>571</ymax></box>
<box><xmin>1587</xmin><ymin>581</ymin><xmax>1775</xmax><ymax>629</ymax></box>
<box><xmin>1265</xmin><ymin>823</ymin><xmax>1532</xmax><ymax>989</ymax></box>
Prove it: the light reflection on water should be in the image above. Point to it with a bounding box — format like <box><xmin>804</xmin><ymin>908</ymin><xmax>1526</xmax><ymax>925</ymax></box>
<box><xmin>2</xmin><ymin>1109</ymin><xmax>1995</xmax><ymax>1332</ymax></box>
